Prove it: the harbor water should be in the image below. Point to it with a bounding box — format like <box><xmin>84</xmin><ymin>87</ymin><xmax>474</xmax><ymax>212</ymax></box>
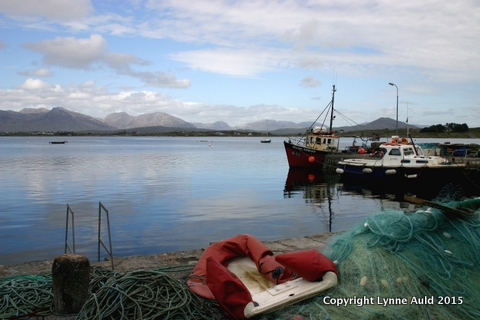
<box><xmin>1</xmin><ymin>136</ymin><xmax>479</xmax><ymax>265</ymax></box>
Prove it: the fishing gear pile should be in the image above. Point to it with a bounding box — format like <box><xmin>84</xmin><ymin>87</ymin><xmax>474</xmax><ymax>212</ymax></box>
<box><xmin>269</xmin><ymin>195</ymin><xmax>480</xmax><ymax>319</ymax></box>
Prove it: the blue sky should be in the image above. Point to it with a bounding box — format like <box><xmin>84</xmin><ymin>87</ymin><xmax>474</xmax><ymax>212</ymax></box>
<box><xmin>0</xmin><ymin>0</ymin><xmax>479</xmax><ymax>127</ymax></box>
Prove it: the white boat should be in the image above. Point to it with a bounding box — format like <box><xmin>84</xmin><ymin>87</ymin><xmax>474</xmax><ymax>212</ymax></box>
<box><xmin>336</xmin><ymin>136</ymin><xmax>466</xmax><ymax>184</ymax></box>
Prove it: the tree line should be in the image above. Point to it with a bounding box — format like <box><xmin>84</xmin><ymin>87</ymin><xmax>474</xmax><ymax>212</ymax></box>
<box><xmin>420</xmin><ymin>123</ymin><xmax>469</xmax><ymax>133</ymax></box>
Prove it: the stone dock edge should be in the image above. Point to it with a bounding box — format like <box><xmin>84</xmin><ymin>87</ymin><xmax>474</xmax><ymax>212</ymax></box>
<box><xmin>0</xmin><ymin>233</ymin><xmax>335</xmax><ymax>277</ymax></box>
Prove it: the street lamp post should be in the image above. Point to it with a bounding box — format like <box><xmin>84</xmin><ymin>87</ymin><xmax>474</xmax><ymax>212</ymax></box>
<box><xmin>389</xmin><ymin>82</ymin><xmax>398</xmax><ymax>135</ymax></box>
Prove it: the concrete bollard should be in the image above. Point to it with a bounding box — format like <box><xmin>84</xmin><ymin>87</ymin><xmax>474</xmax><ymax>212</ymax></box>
<box><xmin>52</xmin><ymin>254</ymin><xmax>90</xmax><ymax>314</ymax></box>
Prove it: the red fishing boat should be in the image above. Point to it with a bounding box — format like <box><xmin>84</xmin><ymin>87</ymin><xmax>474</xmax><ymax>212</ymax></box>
<box><xmin>284</xmin><ymin>85</ymin><xmax>340</xmax><ymax>168</ymax></box>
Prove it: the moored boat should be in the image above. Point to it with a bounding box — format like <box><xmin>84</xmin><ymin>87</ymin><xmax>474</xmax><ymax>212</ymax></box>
<box><xmin>260</xmin><ymin>119</ymin><xmax>272</xmax><ymax>143</ymax></box>
<box><xmin>335</xmin><ymin>136</ymin><xmax>466</xmax><ymax>186</ymax></box>
<box><xmin>284</xmin><ymin>85</ymin><xmax>340</xmax><ymax>168</ymax></box>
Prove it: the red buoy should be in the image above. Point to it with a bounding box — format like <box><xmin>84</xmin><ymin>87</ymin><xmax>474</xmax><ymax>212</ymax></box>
<box><xmin>308</xmin><ymin>156</ymin><xmax>315</xmax><ymax>163</ymax></box>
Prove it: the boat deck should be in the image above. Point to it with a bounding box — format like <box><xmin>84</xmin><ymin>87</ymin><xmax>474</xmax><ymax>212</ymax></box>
<box><xmin>324</xmin><ymin>154</ymin><xmax>480</xmax><ymax>172</ymax></box>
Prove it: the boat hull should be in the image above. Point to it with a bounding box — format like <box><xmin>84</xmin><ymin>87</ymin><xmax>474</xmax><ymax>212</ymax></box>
<box><xmin>337</xmin><ymin>162</ymin><xmax>469</xmax><ymax>198</ymax></box>
<box><xmin>284</xmin><ymin>140</ymin><xmax>329</xmax><ymax>168</ymax></box>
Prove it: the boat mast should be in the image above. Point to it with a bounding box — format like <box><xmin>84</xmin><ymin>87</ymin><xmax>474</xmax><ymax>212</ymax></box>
<box><xmin>329</xmin><ymin>85</ymin><xmax>336</xmax><ymax>132</ymax></box>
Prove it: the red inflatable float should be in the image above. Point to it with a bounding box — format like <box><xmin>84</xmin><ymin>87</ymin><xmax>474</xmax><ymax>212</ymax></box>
<box><xmin>187</xmin><ymin>234</ymin><xmax>337</xmax><ymax>319</ymax></box>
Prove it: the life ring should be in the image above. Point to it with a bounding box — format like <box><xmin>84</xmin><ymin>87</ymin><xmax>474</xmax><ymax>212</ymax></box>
<box><xmin>401</xmin><ymin>138</ymin><xmax>408</xmax><ymax>144</ymax></box>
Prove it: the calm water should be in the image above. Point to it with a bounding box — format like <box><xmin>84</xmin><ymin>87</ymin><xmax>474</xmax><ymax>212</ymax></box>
<box><xmin>1</xmin><ymin>136</ymin><xmax>479</xmax><ymax>265</ymax></box>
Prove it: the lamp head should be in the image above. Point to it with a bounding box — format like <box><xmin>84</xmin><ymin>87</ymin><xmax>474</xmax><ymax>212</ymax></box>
<box><xmin>389</xmin><ymin>82</ymin><xmax>395</xmax><ymax>86</ymax></box>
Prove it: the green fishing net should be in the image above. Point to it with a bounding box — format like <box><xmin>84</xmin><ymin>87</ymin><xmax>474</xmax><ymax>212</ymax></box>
<box><xmin>268</xmin><ymin>194</ymin><xmax>480</xmax><ymax>319</ymax></box>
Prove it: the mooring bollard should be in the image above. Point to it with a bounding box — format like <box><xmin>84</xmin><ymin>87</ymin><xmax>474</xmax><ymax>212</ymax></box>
<box><xmin>52</xmin><ymin>254</ymin><xmax>90</xmax><ymax>314</ymax></box>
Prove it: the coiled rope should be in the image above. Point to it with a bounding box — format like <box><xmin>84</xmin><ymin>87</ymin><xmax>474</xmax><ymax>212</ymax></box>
<box><xmin>1</xmin><ymin>265</ymin><xmax>223</xmax><ymax>320</ymax></box>
<box><xmin>0</xmin><ymin>274</ymin><xmax>53</xmax><ymax>318</ymax></box>
<box><xmin>76</xmin><ymin>269</ymin><xmax>220</xmax><ymax>320</ymax></box>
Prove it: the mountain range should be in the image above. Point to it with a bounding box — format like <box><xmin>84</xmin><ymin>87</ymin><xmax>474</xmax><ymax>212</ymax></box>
<box><xmin>0</xmin><ymin>107</ymin><xmax>415</xmax><ymax>133</ymax></box>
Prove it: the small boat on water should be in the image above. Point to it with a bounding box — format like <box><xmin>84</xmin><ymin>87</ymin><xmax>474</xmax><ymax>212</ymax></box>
<box><xmin>49</xmin><ymin>140</ymin><xmax>68</xmax><ymax>144</ymax></box>
<box><xmin>284</xmin><ymin>85</ymin><xmax>340</xmax><ymax>168</ymax></box>
<box><xmin>335</xmin><ymin>136</ymin><xmax>467</xmax><ymax>185</ymax></box>
<box><xmin>260</xmin><ymin>120</ymin><xmax>271</xmax><ymax>143</ymax></box>
<box><xmin>187</xmin><ymin>234</ymin><xmax>337</xmax><ymax>319</ymax></box>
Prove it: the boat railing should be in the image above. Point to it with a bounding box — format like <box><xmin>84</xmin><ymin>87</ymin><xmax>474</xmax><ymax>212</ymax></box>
<box><xmin>286</xmin><ymin>136</ymin><xmax>307</xmax><ymax>146</ymax></box>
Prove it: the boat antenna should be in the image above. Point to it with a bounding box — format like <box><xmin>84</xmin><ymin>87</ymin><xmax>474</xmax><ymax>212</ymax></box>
<box><xmin>329</xmin><ymin>85</ymin><xmax>336</xmax><ymax>132</ymax></box>
<box><xmin>409</xmin><ymin>134</ymin><xmax>418</xmax><ymax>156</ymax></box>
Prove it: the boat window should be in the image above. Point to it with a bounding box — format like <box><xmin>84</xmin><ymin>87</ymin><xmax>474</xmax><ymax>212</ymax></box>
<box><xmin>389</xmin><ymin>149</ymin><xmax>401</xmax><ymax>156</ymax></box>
<box><xmin>377</xmin><ymin>148</ymin><xmax>387</xmax><ymax>158</ymax></box>
<box><xmin>327</xmin><ymin>138</ymin><xmax>332</xmax><ymax>144</ymax></box>
<box><xmin>403</xmin><ymin>148</ymin><xmax>415</xmax><ymax>156</ymax></box>
<box><xmin>316</xmin><ymin>137</ymin><xmax>321</xmax><ymax>144</ymax></box>
<box><xmin>401</xmin><ymin>160</ymin><xmax>411</xmax><ymax>163</ymax></box>
<box><xmin>416</xmin><ymin>160</ymin><xmax>428</xmax><ymax>164</ymax></box>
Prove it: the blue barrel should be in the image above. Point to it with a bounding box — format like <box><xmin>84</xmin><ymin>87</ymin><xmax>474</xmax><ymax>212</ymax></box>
<box><xmin>452</xmin><ymin>145</ymin><xmax>467</xmax><ymax>156</ymax></box>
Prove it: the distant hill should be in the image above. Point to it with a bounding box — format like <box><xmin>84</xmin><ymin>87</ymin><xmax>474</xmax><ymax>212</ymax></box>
<box><xmin>0</xmin><ymin>106</ymin><xmax>420</xmax><ymax>134</ymax></box>
<box><xmin>0</xmin><ymin>107</ymin><xmax>116</xmax><ymax>132</ymax></box>
<box><xmin>192</xmin><ymin>121</ymin><xmax>231</xmax><ymax>130</ymax></box>
<box><xmin>335</xmin><ymin>117</ymin><xmax>417</xmax><ymax>132</ymax></box>
<box><xmin>104</xmin><ymin>111</ymin><xmax>196</xmax><ymax>129</ymax></box>
<box><xmin>194</xmin><ymin>119</ymin><xmax>314</xmax><ymax>131</ymax></box>
<box><xmin>236</xmin><ymin>119</ymin><xmax>307</xmax><ymax>131</ymax></box>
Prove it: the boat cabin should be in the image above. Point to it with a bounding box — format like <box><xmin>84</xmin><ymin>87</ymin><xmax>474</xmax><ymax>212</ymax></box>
<box><xmin>304</xmin><ymin>126</ymin><xmax>339</xmax><ymax>152</ymax></box>
<box><xmin>369</xmin><ymin>142</ymin><xmax>448</xmax><ymax>167</ymax></box>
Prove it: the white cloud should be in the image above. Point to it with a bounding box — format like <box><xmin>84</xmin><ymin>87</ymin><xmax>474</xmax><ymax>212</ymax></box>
<box><xmin>17</xmin><ymin>78</ymin><xmax>52</xmax><ymax>90</ymax></box>
<box><xmin>23</xmin><ymin>34</ymin><xmax>106</xmax><ymax>69</ymax></box>
<box><xmin>142</xmin><ymin>0</ymin><xmax>480</xmax><ymax>82</ymax></box>
<box><xmin>104</xmin><ymin>52</ymin><xmax>151</xmax><ymax>70</ymax></box>
<box><xmin>0</xmin><ymin>0</ymin><xmax>93</xmax><ymax>21</ymax></box>
<box><xmin>171</xmin><ymin>48</ymin><xmax>291</xmax><ymax>77</ymax></box>
<box><xmin>33</xmin><ymin>68</ymin><xmax>53</xmax><ymax>77</ymax></box>
<box><xmin>17</xmin><ymin>68</ymin><xmax>54</xmax><ymax>77</ymax></box>
<box><xmin>22</xmin><ymin>34</ymin><xmax>190</xmax><ymax>88</ymax></box>
<box><xmin>300</xmin><ymin>76</ymin><xmax>321</xmax><ymax>88</ymax></box>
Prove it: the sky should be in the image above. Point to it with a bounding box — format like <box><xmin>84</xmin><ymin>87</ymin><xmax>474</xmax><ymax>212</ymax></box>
<box><xmin>0</xmin><ymin>0</ymin><xmax>479</xmax><ymax>128</ymax></box>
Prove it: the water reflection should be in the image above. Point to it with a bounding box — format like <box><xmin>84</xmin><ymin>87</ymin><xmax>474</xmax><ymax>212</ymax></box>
<box><xmin>284</xmin><ymin>169</ymin><xmax>340</xmax><ymax>232</ymax></box>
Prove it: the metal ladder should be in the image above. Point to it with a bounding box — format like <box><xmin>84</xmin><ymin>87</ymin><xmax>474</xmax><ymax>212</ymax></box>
<box><xmin>64</xmin><ymin>202</ymin><xmax>115</xmax><ymax>270</ymax></box>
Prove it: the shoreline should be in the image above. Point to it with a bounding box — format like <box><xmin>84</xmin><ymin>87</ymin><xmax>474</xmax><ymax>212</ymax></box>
<box><xmin>0</xmin><ymin>232</ymin><xmax>335</xmax><ymax>278</ymax></box>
